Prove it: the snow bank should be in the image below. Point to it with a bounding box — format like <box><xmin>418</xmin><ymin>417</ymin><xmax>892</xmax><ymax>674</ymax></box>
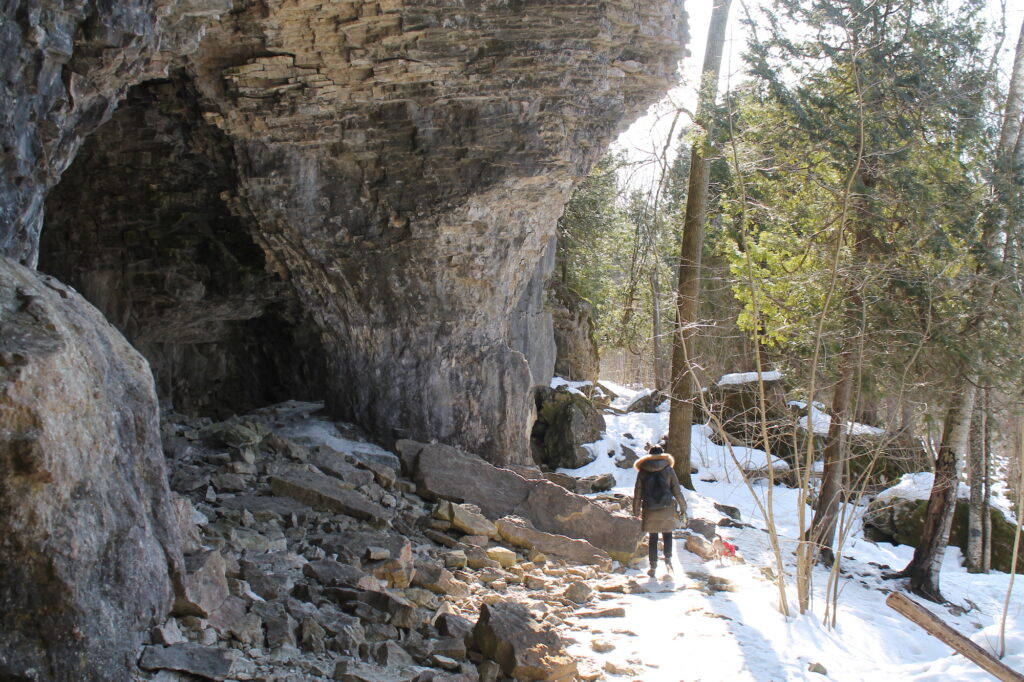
<box><xmin>717</xmin><ymin>370</ymin><xmax>784</xmax><ymax>385</ymax></box>
<box><xmin>551</xmin><ymin>375</ymin><xmax>1023</xmax><ymax>682</ymax></box>
<box><xmin>874</xmin><ymin>472</ymin><xmax>970</xmax><ymax>503</ymax></box>
<box><xmin>790</xmin><ymin>399</ymin><xmax>885</xmax><ymax>436</ymax></box>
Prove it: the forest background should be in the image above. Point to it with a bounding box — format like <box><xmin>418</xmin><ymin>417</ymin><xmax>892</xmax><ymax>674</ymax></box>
<box><xmin>554</xmin><ymin>0</ymin><xmax>1024</xmax><ymax>605</ymax></box>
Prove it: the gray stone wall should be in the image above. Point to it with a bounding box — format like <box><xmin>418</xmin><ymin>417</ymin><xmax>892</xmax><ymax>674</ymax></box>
<box><xmin>28</xmin><ymin>0</ymin><xmax>687</xmax><ymax>464</ymax></box>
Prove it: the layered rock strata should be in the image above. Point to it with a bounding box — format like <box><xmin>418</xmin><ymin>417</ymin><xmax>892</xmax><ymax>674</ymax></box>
<box><xmin>0</xmin><ymin>0</ymin><xmax>232</xmax><ymax>265</ymax></box>
<box><xmin>2</xmin><ymin>0</ymin><xmax>686</xmax><ymax>672</ymax></box>
<box><xmin>31</xmin><ymin>0</ymin><xmax>687</xmax><ymax>465</ymax></box>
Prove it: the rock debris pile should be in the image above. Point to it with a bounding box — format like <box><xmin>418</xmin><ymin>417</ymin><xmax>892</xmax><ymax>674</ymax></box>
<box><xmin>141</xmin><ymin>401</ymin><xmax>648</xmax><ymax>681</ymax></box>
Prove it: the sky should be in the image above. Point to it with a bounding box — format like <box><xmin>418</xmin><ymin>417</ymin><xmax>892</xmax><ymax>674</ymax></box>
<box><xmin>614</xmin><ymin>0</ymin><xmax>1024</xmax><ymax>190</ymax></box>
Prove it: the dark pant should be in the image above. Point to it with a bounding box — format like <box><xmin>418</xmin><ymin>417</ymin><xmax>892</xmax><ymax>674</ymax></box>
<box><xmin>648</xmin><ymin>532</ymin><xmax>673</xmax><ymax>566</ymax></box>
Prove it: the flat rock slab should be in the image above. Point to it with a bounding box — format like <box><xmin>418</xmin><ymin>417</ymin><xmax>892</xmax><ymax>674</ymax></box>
<box><xmin>496</xmin><ymin>516</ymin><xmax>610</xmax><ymax>567</ymax></box>
<box><xmin>139</xmin><ymin>643</ymin><xmax>233</xmax><ymax>680</ymax></box>
<box><xmin>218</xmin><ymin>494</ymin><xmax>314</xmax><ymax>519</ymax></box>
<box><xmin>577</xmin><ymin>607</ymin><xmax>627</xmax><ymax>618</ymax></box>
<box><xmin>310</xmin><ymin>447</ymin><xmax>375</xmax><ymax>488</ymax></box>
<box><xmin>333</xmin><ymin>659</ymin><xmax>434</xmax><ymax>682</ymax></box>
<box><xmin>515</xmin><ymin>481</ymin><xmax>640</xmax><ymax>561</ymax></box>
<box><xmin>304</xmin><ymin>559</ymin><xmax>381</xmax><ymax>591</ymax></box>
<box><xmin>409</xmin><ymin>442</ymin><xmax>639</xmax><ymax>559</ymax></box>
<box><xmin>411</xmin><ymin>442</ymin><xmax>532</xmax><ymax>518</ymax></box>
<box><xmin>270</xmin><ymin>470</ymin><xmax>391</xmax><ymax>522</ymax></box>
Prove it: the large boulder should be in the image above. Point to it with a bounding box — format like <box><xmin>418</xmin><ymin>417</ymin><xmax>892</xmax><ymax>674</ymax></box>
<box><xmin>516</xmin><ymin>482</ymin><xmax>640</xmax><ymax>561</ymax></box>
<box><xmin>0</xmin><ymin>259</ymin><xmax>183</xmax><ymax>680</ymax></box>
<box><xmin>495</xmin><ymin>516</ymin><xmax>611</xmax><ymax>567</ymax></box>
<box><xmin>864</xmin><ymin>476</ymin><xmax>1024</xmax><ymax>574</ymax></box>
<box><xmin>469</xmin><ymin>601</ymin><xmax>576</xmax><ymax>681</ymax></box>
<box><xmin>404</xmin><ymin>441</ymin><xmax>533</xmax><ymax>519</ymax></box>
<box><xmin>531</xmin><ymin>386</ymin><xmax>604</xmax><ymax>470</ymax></box>
<box><xmin>402</xmin><ymin>440</ymin><xmax>640</xmax><ymax>561</ymax></box>
<box><xmin>846</xmin><ymin>431</ymin><xmax>931</xmax><ymax>490</ymax></box>
<box><xmin>704</xmin><ymin>372</ymin><xmax>793</xmax><ymax>462</ymax></box>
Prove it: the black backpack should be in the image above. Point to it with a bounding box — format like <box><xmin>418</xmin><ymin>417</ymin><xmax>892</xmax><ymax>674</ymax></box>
<box><xmin>641</xmin><ymin>467</ymin><xmax>674</xmax><ymax>509</ymax></box>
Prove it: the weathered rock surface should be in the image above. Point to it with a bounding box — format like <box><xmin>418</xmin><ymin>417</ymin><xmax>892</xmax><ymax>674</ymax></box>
<box><xmin>550</xmin><ymin>282</ymin><xmax>600</xmax><ymax>383</ymax></box>
<box><xmin>408</xmin><ymin>440</ymin><xmax>639</xmax><ymax>560</ymax></box>
<box><xmin>496</xmin><ymin>517</ymin><xmax>611</xmax><ymax>567</ymax></box>
<box><xmin>517</xmin><ymin>482</ymin><xmax>639</xmax><ymax>561</ymax></box>
<box><xmin>0</xmin><ymin>258</ymin><xmax>183</xmax><ymax>680</ymax></box>
<box><xmin>174</xmin><ymin>550</ymin><xmax>230</xmax><ymax>617</ymax></box>
<box><xmin>28</xmin><ymin>0</ymin><xmax>686</xmax><ymax>466</ymax></box>
<box><xmin>139</xmin><ymin>643</ymin><xmax>235</xmax><ymax>680</ymax></box>
<box><xmin>0</xmin><ymin>0</ymin><xmax>232</xmax><ymax>265</ymax></box>
<box><xmin>270</xmin><ymin>469</ymin><xmax>392</xmax><ymax>523</ymax></box>
<box><xmin>434</xmin><ymin>500</ymin><xmax>499</xmax><ymax>538</ymax></box>
<box><xmin>470</xmin><ymin>601</ymin><xmax>576</xmax><ymax>681</ymax></box>
<box><xmin>510</xmin><ymin>235</ymin><xmax>558</xmax><ymax>388</ymax></box>
<box><xmin>531</xmin><ymin>386</ymin><xmax>605</xmax><ymax>469</ymax></box>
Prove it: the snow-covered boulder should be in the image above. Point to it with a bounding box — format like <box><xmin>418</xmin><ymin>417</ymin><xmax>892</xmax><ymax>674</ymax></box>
<box><xmin>864</xmin><ymin>473</ymin><xmax>1024</xmax><ymax>573</ymax></box>
<box><xmin>623</xmin><ymin>388</ymin><xmax>667</xmax><ymax>414</ymax></box>
<box><xmin>705</xmin><ymin>371</ymin><xmax>794</xmax><ymax>464</ymax></box>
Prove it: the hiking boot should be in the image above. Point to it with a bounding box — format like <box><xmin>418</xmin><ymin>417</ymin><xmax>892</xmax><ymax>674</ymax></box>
<box><xmin>664</xmin><ymin>559</ymin><xmax>674</xmax><ymax>573</ymax></box>
<box><xmin>647</xmin><ymin>566</ymin><xmax>656</xmax><ymax>578</ymax></box>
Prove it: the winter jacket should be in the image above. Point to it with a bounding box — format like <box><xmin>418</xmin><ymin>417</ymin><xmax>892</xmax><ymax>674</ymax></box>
<box><xmin>632</xmin><ymin>453</ymin><xmax>687</xmax><ymax>533</ymax></box>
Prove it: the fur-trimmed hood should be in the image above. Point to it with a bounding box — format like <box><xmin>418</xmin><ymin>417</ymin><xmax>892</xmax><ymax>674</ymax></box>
<box><xmin>634</xmin><ymin>453</ymin><xmax>675</xmax><ymax>471</ymax></box>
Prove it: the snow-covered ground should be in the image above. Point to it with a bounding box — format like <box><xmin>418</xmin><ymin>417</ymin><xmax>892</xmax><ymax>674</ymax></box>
<box><xmin>555</xmin><ymin>382</ymin><xmax>1024</xmax><ymax>681</ymax></box>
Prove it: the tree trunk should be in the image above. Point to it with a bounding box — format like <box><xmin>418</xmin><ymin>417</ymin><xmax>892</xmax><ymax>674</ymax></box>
<box><xmin>667</xmin><ymin>0</ymin><xmax>732</xmax><ymax>488</ymax></box>
<box><xmin>901</xmin><ymin>375</ymin><xmax>977</xmax><ymax>602</ymax></box>
<box><xmin>650</xmin><ymin>268</ymin><xmax>669</xmax><ymax>392</ymax></box>
<box><xmin>998</xmin><ymin>15</ymin><xmax>1024</xmax><ymax>163</ymax></box>
<box><xmin>966</xmin><ymin>388</ymin><xmax>987</xmax><ymax>573</ymax></box>
<box><xmin>899</xmin><ymin>398</ymin><xmax>916</xmax><ymax>438</ymax></box>
<box><xmin>809</xmin><ymin>348</ymin><xmax>855</xmax><ymax>566</ymax></box>
<box><xmin>983</xmin><ymin>406</ymin><xmax>993</xmax><ymax>573</ymax></box>
<box><xmin>886</xmin><ymin>593</ymin><xmax>1024</xmax><ymax>682</ymax></box>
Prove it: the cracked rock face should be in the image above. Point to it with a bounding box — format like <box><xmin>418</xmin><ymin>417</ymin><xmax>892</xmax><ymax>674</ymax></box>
<box><xmin>2</xmin><ymin>0</ymin><xmax>686</xmax><ymax>674</ymax></box>
<box><xmin>0</xmin><ymin>0</ymin><xmax>232</xmax><ymax>266</ymax></box>
<box><xmin>33</xmin><ymin>0</ymin><xmax>687</xmax><ymax>465</ymax></box>
<box><xmin>0</xmin><ymin>258</ymin><xmax>182</xmax><ymax>681</ymax></box>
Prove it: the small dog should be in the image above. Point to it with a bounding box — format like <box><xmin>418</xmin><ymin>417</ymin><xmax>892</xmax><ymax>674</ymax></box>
<box><xmin>712</xmin><ymin>536</ymin><xmax>743</xmax><ymax>566</ymax></box>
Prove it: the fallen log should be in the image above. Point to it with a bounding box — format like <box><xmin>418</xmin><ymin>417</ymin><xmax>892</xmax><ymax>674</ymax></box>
<box><xmin>885</xmin><ymin>592</ymin><xmax>1024</xmax><ymax>682</ymax></box>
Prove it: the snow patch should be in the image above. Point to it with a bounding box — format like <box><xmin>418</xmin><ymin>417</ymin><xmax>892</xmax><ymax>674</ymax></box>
<box><xmin>717</xmin><ymin>370</ymin><xmax>784</xmax><ymax>385</ymax></box>
<box><xmin>551</xmin><ymin>376</ymin><xmax>1024</xmax><ymax>681</ymax></box>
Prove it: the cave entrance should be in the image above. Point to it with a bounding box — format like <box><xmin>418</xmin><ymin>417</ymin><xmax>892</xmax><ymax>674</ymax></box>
<box><xmin>39</xmin><ymin>74</ymin><xmax>328</xmax><ymax>417</ymax></box>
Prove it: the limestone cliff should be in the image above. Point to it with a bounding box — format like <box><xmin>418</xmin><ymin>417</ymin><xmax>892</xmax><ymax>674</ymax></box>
<box><xmin>31</xmin><ymin>0</ymin><xmax>687</xmax><ymax>465</ymax></box>
<box><xmin>1</xmin><ymin>0</ymin><xmax>685</xmax><ymax>672</ymax></box>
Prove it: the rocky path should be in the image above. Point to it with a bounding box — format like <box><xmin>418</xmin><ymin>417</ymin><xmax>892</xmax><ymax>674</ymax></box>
<box><xmin>139</xmin><ymin>400</ymin><xmax>673</xmax><ymax>682</ymax></box>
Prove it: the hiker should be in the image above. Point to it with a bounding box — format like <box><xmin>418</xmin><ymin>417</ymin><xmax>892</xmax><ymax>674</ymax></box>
<box><xmin>633</xmin><ymin>446</ymin><xmax>687</xmax><ymax>577</ymax></box>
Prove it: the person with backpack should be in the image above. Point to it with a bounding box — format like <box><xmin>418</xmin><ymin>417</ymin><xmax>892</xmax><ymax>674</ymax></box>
<box><xmin>632</xmin><ymin>445</ymin><xmax>688</xmax><ymax>578</ymax></box>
